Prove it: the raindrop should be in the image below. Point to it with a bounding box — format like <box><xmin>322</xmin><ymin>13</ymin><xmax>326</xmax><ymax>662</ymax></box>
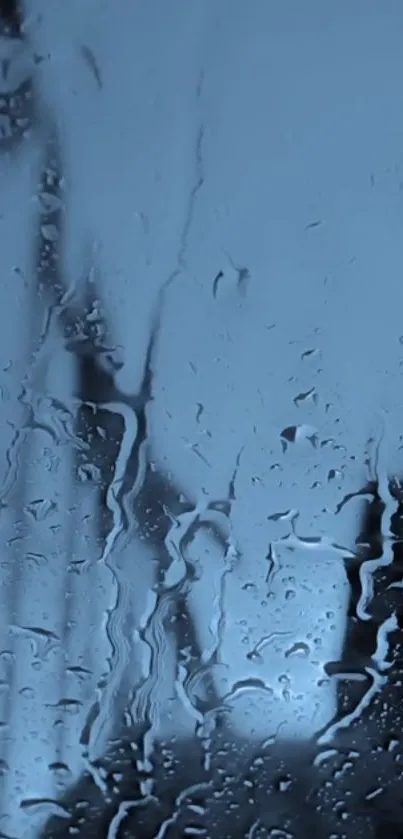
<box><xmin>19</xmin><ymin>686</ymin><xmax>35</xmax><ymax>698</ymax></box>
<box><xmin>81</xmin><ymin>44</ymin><xmax>102</xmax><ymax>89</ymax></box>
<box><xmin>45</xmin><ymin>698</ymin><xmax>83</xmax><ymax>715</ymax></box>
<box><xmin>223</xmin><ymin>677</ymin><xmax>274</xmax><ymax>701</ymax></box>
<box><xmin>196</xmin><ymin>402</ymin><xmax>204</xmax><ymax>423</ymax></box>
<box><xmin>313</xmin><ymin>749</ymin><xmax>338</xmax><ymax>767</ymax></box>
<box><xmin>328</xmin><ymin>468</ymin><xmax>343</xmax><ymax>482</ymax></box>
<box><xmin>364</xmin><ymin>787</ymin><xmax>383</xmax><ymax>802</ymax></box>
<box><xmin>9</xmin><ymin>625</ymin><xmax>60</xmax><ymax>660</ymax></box>
<box><xmin>19</xmin><ymin>799</ymin><xmax>71</xmax><ymax>819</ymax></box>
<box><xmin>267</xmin><ymin>509</ymin><xmax>298</xmax><ymax>523</ymax></box>
<box><xmin>293</xmin><ymin>387</ymin><xmax>317</xmax><ymax>407</ymax></box>
<box><xmin>77</xmin><ymin>462</ymin><xmax>101</xmax><ymax>482</ymax></box>
<box><xmin>66</xmin><ymin>665</ymin><xmax>92</xmax><ymax>681</ymax></box>
<box><xmin>280</xmin><ymin>426</ymin><xmax>297</xmax><ymax>444</ymax></box>
<box><xmin>284</xmin><ymin>641</ymin><xmax>310</xmax><ymax>658</ymax></box>
<box><xmin>280</xmin><ymin>424</ymin><xmax>318</xmax><ymax>451</ymax></box>
<box><xmin>24</xmin><ymin>497</ymin><xmax>57</xmax><ymax>521</ymax></box>
<box><xmin>26</xmin><ymin>551</ymin><xmax>48</xmax><ymax>567</ymax></box>
<box><xmin>212</xmin><ymin>270</ymin><xmax>224</xmax><ymax>299</ymax></box>
<box><xmin>48</xmin><ymin>761</ymin><xmax>73</xmax><ymax>787</ymax></box>
<box><xmin>386</xmin><ymin>738</ymin><xmax>399</xmax><ymax>752</ymax></box>
<box><xmin>38</xmin><ymin>191</ymin><xmax>62</xmax><ymax>214</ymax></box>
<box><xmin>305</xmin><ymin>219</ymin><xmax>322</xmax><ymax>230</ymax></box>
<box><xmin>276</xmin><ymin>774</ymin><xmax>292</xmax><ymax>792</ymax></box>
<box><xmin>0</xmin><ymin>649</ymin><xmax>14</xmax><ymax>665</ymax></box>
<box><xmin>223</xmin><ymin>251</ymin><xmax>251</xmax><ymax>296</ymax></box>
<box><xmin>301</xmin><ymin>348</ymin><xmax>319</xmax><ymax>360</ymax></box>
<box><xmin>40</xmin><ymin>223</ymin><xmax>59</xmax><ymax>242</ymax></box>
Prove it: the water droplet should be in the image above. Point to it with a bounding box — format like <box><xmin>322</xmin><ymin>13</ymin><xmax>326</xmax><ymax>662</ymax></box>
<box><xmin>20</xmin><ymin>798</ymin><xmax>71</xmax><ymax>818</ymax></box>
<box><xmin>280</xmin><ymin>424</ymin><xmax>318</xmax><ymax>451</ymax></box>
<box><xmin>224</xmin><ymin>678</ymin><xmax>274</xmax><ymax>702</ymax></box>
<box><xmin>305</xmin><ymin>219</ymin><xmax>322</xmax><ymax>230</ymax></box>
<box><xmin>284</xmin><ymin>641</ymin><xmax>310</xmax><ymax>658</ymax></box>
<box><xmin>385</xmin><ymin>738</ymin><xmax>399</xmax><ymax>752</ymax></box>
<box><xmin>9</xmin><ymin>625</ymin><xmax>60</xmax><ymax>661</ymax></box>
<box><xmin>38</xmin><ymin>191</ymin><xmax>62</xmax><ymax>214</ymax></box>
<box><xmin>26</xmin><ymin>551</ymin><xmax>48</xmax><ymax>567</ymax></box>
<box><xmin>49</xmin><ymin>761</ymin><xmax>72</xmax><ymax>787</ymax></box>
<box><xmin>40</xmin><ymin>223</ymin><xmax>59</xmax><ymax>242</ymax></box>
<box><xmin>328</xmin><ymin>468</ymin><xmax>344</xmax><ymax>482</ymax></box>
<box><xmin>45</xmin><ymin>698</ymin><xmax>83</xmax><ymax>715</ymax></box>
<box><xmin>301</xmin><ymin>348</ymin><xmax>319</xmax><ymax>360</ymax></box>
<box><xmin>66</xmin><ymin>665</ymin><xmax>92</xmax><ymax>681</ymax></box>
<box><xmin>364</xmin><ymin>787</ymin><xmax>383</xmax><ymax>802</ymax></box>
<box><xmin>280</xmin><ymin>425</ymin><xmax>297</xmax><ymax>444</ymax></box>
<box><xmin>293</xmin><ymin>387</ymin><xmax>317</xmax><ymax>407</ymax></box>
<box><xmin>24</xmin><ymin>498</ymin><xmax>57</xmax><ymax>521</ymax></box>
<box><xmin>267</xmin><ymin>509</ymin><xmax>298</xmax><ymax>523</ymax></box>
<box><xmin>19</xmin><ymin>686</ymin><xmax>35</xmax><ymax>698</ymax></box>
<box><xmin>77</xmin><ymin>462</ymin><xmax>101</xmax><ymax>482</ymax></box>
<box><xmin>276</xmin><ymin>774</ymin><xmax>292</xmax><ymax>792</ymax></box>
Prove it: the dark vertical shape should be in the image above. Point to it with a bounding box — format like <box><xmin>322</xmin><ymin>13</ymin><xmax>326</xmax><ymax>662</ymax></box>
<box><xmin>335</xmin><ymin>476</ymin><xmax>403</xmax><ymax>725</ymax></box>
<box><xmin>317</xmin><ymin>475</ymin><xmax>403</xmax><ymax>838</ymax></box>
<box><xmin>328</xmin><ymin>484</ymin><xmax>384</xmax><ymax>728</ymax></box>
<box><xmin>0</xmin><ymin>6</ymin><xmax>232</xmax><ymax>832</ymax></box>
<box><xmin>0</xmin><ymin>0</ymin><xmax>32</xmax><ymax>149</ymax></box>
<box><xmin>0</xmin><ymin>0</ymin><xmax>22</xmax><ymax>36</ymax></box>
<box><xmin>346</xmin><ymin>485</ymin><xmax>384</xmax><ymax>653</ymax></box>
<box><xmin>0</xmin><ymin>0</ymin><xmax>35</xmax><ymax>812</ymax></box>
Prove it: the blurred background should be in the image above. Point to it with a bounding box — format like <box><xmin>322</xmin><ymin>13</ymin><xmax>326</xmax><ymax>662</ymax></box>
<box><xmin>1</xmin><ymin>2</ymin><xmax>403</xmax><ymax>837</ymax></box>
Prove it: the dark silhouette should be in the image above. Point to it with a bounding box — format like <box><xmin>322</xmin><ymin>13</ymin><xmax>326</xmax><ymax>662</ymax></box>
<box><xmin>0</xmin><ymin>0</ymin><xmax>21</xmax><ymax>35</ymax></box>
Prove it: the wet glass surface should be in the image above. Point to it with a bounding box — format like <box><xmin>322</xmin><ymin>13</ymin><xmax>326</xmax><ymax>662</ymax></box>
<box><xmin>1</xmin><ymin>2</ymin><xmax>403</xmax><ymax>837</ymax></box>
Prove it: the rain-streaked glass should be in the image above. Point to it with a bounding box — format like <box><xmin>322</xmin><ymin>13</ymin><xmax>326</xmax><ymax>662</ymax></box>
<box><xmin>1</xmin><ymin>2</ymin><xmax>403</xmax><ymax>837</ymax></box>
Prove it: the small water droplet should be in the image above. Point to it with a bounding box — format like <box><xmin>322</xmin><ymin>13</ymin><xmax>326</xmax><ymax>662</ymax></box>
<box><xmin>276</xmin><ymin>774</ymin><xmax>292</xmax><ymax>792</ymax></box>
<box><xmin>19</xmin><ymin>686</ymin><xmax>35</xmax><ymax>698</ymax></box>
<box><xmin>301</xmin><ymin>348</ymin><xmax>319</xmax><ymax>360</ymax></box>
<box><xmin>38</xmin><ymin>191</ymin><xmax>62</xmax><ymax>214</ymax></box>
<box><xmin>10</xmin><ymin>625</ymin><xmax>60</xmax><ymax>661</ymax></box>
<box><xmin>364</xmin><ymin>787</ymin><xmax>383</xmax><ymax>802</ymax></box>
<box><xmin>284</xmin><ymin>641</ymin><xmax>310</xmax><ymax>659</ymax></box>
<box><xmin>305</xmin><ymin>219</ymin><xmax>322</xmax><ymax>230</ymax></box>
<box><xmin>40</xmin><ymin>223</ymin><xmax>59</xmax><ymax>242</ymax></box>
<box><xmin>24</xmin><ymin>498</ymin><xmax>56</xmax><ymax>521</ymax></box>
<box><xmin>49</xmin><ymin>761</ymin><xmax>72</xmax><ymax>787</ymax></box>
<box><xmin>328</xmin><ymin>468</ymin><xmax>343</xmax><ymax>482</ymax></box>
<box><xmin>281</xmin><ymin>425</ymin><xmax>297</xmax><ymax>444</ymax></box>
<box><xmin>267</xmin><ymin>509</ymin><xmax>298</xmax><ymax>523</ymax></box>
<box><xmin>293</xmin><ymin>387</ymin><xmax>317</xmax><ymax>407</ymax></box>
<box><xmin>26</xmin><ymin>551</ymin><xmax>48</xmax><ymax>567</ymax></box>
<box><xmin>280</xmin><ymin>424</ymin><xmax>318</xmax><ymax>451</ymax></box>
<box><xmin>77</xmin><ymin>462</ymin><xmax>101</xmax><ymax>482</ymax></box>
<box><xmin>66</xmin><ymin>665</ymin><xmax>92</xmax><ymax>681</ymax></box>
<box><xmin>45</xmin><ymin>698</ymin><xmax>83</xmax><ymax>715</ymax></box>
<box><xmin>386</xmin><ymin>738</ymin><xmax>399</xmax><ymax>752</ymax></box>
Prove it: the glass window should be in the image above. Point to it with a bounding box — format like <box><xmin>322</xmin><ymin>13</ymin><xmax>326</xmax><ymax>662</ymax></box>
<box><xmin>1</xmin><ymin>3</ymin><xmax>403</xmax><ymax>837</ymax></box>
